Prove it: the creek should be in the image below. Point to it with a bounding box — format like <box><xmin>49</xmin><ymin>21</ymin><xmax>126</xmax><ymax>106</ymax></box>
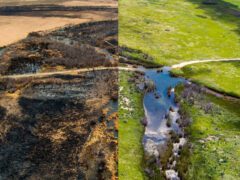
<box><xmin>140</xmin><ymin>66</ymin><xmax>187</xmax><ymax>179</ymax></box>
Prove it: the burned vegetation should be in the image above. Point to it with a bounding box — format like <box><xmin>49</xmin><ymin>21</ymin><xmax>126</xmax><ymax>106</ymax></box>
<box><xmin>0</xmin><ymin>17</ymin><xmax>118</xmax><ymax>179</ymax></box>
<box><xmin>0</xmin><ymin>20</ymin><xmax>118</xmax><ymax>75</ymax></box>
<box><xmin>0</xmin><ymin>69</ymin><xmax>118</xmax><ymax>179</ymax></box>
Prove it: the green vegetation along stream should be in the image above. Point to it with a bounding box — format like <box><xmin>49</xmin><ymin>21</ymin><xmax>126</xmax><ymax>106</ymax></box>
<box><xmin>119</xmin><ymin>65</ymin><xmax>240</xmax><ymax>179</ymax></box>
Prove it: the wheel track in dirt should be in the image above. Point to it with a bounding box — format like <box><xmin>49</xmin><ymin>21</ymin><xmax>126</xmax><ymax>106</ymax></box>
<box><xmin>171</xmin><ymin>58</ymin><xmax>240</xmax><ymax>69</ymax></box>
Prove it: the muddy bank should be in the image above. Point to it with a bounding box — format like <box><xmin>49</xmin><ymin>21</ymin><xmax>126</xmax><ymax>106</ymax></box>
<box><xmin>0</xmin><ymin>20</ymin><xmax>118</xmax><ymax>75</ymax></box>
<box><xmin>0</xmin><ymin>70</ymin><xmax>118</xmax><ymax>179</ymax></box>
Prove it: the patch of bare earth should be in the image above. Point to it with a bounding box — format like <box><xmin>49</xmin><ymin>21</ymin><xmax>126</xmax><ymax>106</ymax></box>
<box><xmin>0</xmin><ymin>16</ymin><xmax>90</xmax><ymax>47</ymax></box>
<box><xmin>59</xmin><ymin>0</ymin><xmax>117</xmax><ymax>8</ymax></box>
<box><xmin>0</xmin><ymin>0</ymin><xmax>117</xmax><ymax>46</ymax></box>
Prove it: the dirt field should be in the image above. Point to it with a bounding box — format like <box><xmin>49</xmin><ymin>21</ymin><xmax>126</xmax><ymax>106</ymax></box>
<box><xmin>59</xmin><ymin>0</ymin><xmax>117</xmax><ymax>7</ymax></box>
<box><xmin>0</xmin><ymin>16</ymin><xmax>89</xmax><ymax>47</ymax></box>
<box><xmin>0</xmin><ymin>0</ymin><xmax>117</xmax><ymax>7</ymax></box>
<box><xmin>0</xmin><ymin>0</ymin><xmax>117</xmax><ymax>46</ymax></box>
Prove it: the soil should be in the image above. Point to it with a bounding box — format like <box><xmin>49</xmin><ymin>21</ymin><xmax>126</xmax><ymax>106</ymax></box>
<box><xmin>0</xmin><ymin>0</ymin><xmax>117</xmax><ymax>46</ymax></box>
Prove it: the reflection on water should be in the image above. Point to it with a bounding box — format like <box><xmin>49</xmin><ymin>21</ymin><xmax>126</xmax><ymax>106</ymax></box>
<box><xmin>143</xmin><ymin>67</ymin><xmax>184</xmax><ymax>141</ymax></box>
<box><xmin>142</xmin><ymin>66</ymin><xmax>186</xmax><ymax>179</ymax></box>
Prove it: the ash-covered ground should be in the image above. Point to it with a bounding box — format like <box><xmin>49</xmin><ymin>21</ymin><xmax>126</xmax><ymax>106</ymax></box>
<box><xmin>0</xmin><ymin>20</ymin><xmax>118</xmax><ymax>75</ymax></box>
<box><xmin>0</xmin><ymin>69</ymin><xmax>118</xmax><ymax>179</ymax></box>
<box><xmin>0</xmin><ymin>2</ymin><xmax>118</xmax><ymax>178</ymax></box>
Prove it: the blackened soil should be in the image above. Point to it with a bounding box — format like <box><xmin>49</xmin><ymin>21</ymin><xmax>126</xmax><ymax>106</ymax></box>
<box><xmin>0</xmin><ymin>20</ymin><xmax>118</xmax><ymax>75</ymax></box>
<box><xmin>0</xmin><ymin>70</ymin><xmax>118</xmax><ymax>179</ymax></box>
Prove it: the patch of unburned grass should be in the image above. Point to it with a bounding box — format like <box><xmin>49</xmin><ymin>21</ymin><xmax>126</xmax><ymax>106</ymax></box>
<box><xmin>118</xmin><ymin>71</ymin><xmax>146</xmax><ymax>180</ymax></box>
<box><xmin>120</xmin><ymin>0</ymin><xmax>240</xmax><ymax>65</ymax></box>
<box><xmin>172</xmin><ymin>61</ymin><xmax>240</xmax><ymax>97</ymax></box>
<box><xmin>176</xmin><ymin>85</ymin><xmax>240</xmax><ymax>179</ymax></box>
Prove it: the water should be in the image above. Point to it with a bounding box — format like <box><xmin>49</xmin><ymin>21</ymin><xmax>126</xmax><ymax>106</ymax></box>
<box><xmin>143</xmin><ymin>67</ymin><xmax>184</xmax><ymax>135</ymax></box>
<box><xmin>141</xmin><ymin>67</ymin><xmax>186</xmax><ymax>179</ymax></box>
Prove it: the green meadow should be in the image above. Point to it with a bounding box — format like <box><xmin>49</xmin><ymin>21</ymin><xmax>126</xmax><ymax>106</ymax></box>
<box><xmin>120</xmin><ymin>0</ymin><xmax>240</xmax><ymax>65</ymax></box>
<box><xmin>118</xmin><ymin>71</ymin><xmax>146</xmax><ymax>180</ymax></box>
<box><xmin>176</xmin><ymin>86</ymin><xmax>240</xmax><ymax>179</ymax></box>
<box><xmin>119</xmin><ymin>0</ymin><xmax>240</xmax><ymax>179</ymax></box>
<box><xmin>172</xmin><ymin>61</ymin><xmax>240</xmax><ymax>97</ymax></box>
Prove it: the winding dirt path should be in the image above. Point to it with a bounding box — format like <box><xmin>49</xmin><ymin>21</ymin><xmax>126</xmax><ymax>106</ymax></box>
<box><xmin>0</xmin><ymin>66</ymin><xmax>136</xmax><ymax>79</ymax></box>
<box><xmin>2</xmin><ymin>57</ymin><xmax>240</xmax><ymax>79</ymax></box>
<box><xmin>171</xmin><ymin>58</ymin><xmax>240</xmax><ymax>69</ymax></box>
<box><xmin>1</xmin><ymin>59</ymin><xmax>239</xmax><ymax>100</ymax></box>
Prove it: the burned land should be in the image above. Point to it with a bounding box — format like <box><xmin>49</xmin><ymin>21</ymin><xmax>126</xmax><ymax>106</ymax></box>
<box><xmin>0</xmin><ymin>1</ymin><xmax>118</xmax><ymax>178</ymax></box>
<box><xmin>0</xmin><ymin>20</ymin><xmax>118</xmax><ymax>75</ymax></box>
<box><xmin>0</xmin><ymin>69</ymin><xmax>118</xmax><ymax>179</ymax></box>
<box><xmin>0</xmin><ymin>0</ymin><xmax>117</xmax><ymax>47</ymax></box>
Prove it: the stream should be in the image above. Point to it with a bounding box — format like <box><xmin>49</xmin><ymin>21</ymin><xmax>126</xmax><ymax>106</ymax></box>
<box><xmin>140</xmin><ymin>66</ymin><xmax>186</xmax><ymax>179</ymax></box>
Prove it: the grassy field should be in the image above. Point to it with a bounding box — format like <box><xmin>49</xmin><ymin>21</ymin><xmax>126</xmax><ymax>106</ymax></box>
<box><xmin>172</xmin><ymin>61</ymin><xmax>240</xmax><ymax>97</ymax></box>
<box><xmin>176</xmin><ymin>86</ymin><xmax>240</xmax><ymax>179</ymax></box>
<box><xmin>119</xmin><ymin>0</ymin><xmax>240</xmax><ymax>65</ymax></box>
<box><xmin>119</xmin><ymin>71</ymin><xmax>146</xmax><ymax>180</ymax></box>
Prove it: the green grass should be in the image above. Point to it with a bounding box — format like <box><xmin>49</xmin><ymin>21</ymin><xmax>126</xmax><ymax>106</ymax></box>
<box><xmin>120</xmin><ymin>0</ymin><xmax>240</xmax><ymax>65</ymax></box>
<box><xmin>176</xmin><ymin>86</ymin><xmax>240</xmax><ymax>179</ymax></box>
<box><xmin>118</xmin><ymin>71</ymin><xmax>146</xmax><ymax>180</ymax></box>
<box><xmin>224</xmin><ymin>0</ymin><xmax>240</xmax><ymax>8</ymax></box>
<box><xmin>172</xmin><ymin>61</ymin><xmax>240</xmax><ymax>97</ymax></box>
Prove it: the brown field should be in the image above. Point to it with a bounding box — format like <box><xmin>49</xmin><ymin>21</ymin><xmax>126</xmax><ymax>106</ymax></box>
<box><xmin>0</xmin><ymin>0</ymin><xmax>117</xmax><ymax>47</ymax></box>
<box><xmin>0</xmin><ymin>16</ymin><xmax>89</xmax><ymax>47</ymax></box>
<box><xmin>0</xmin><ymin>0</ymin><xmax>117</xmax><ymax>7</ymax></box>
<box><xmin>59</xmin><ymin>0</ymin><xmax>117</xmax><ymax>7</ymax></box>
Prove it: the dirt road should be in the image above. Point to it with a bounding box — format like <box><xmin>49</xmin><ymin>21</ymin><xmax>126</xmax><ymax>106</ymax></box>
<box><xmin>171</xmin><ymin>58</ymin><xmax>240</xmax><ymax>68</ymax></box>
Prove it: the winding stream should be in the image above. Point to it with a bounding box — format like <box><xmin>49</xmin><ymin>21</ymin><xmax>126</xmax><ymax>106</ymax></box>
<box><xmin>141</xmin><ymin>67</ymin><xmax>186</xmax><ymax>179</ymax></box>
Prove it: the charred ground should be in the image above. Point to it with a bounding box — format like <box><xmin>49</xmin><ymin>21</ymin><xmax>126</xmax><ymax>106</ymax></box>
<box><xmin>0</xmin><ymin>20</ymin><xmax>118</xmax><ymax>75</ymax></box>
<box><xmin>0</xmin><ymin>2</ymin><xmax>118</xmax><ymax>178</ymax></box>
<box><xmin>0</xmin><ymin>69</ymin><xmax>118</xmax><ymax>179</ymax></box>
